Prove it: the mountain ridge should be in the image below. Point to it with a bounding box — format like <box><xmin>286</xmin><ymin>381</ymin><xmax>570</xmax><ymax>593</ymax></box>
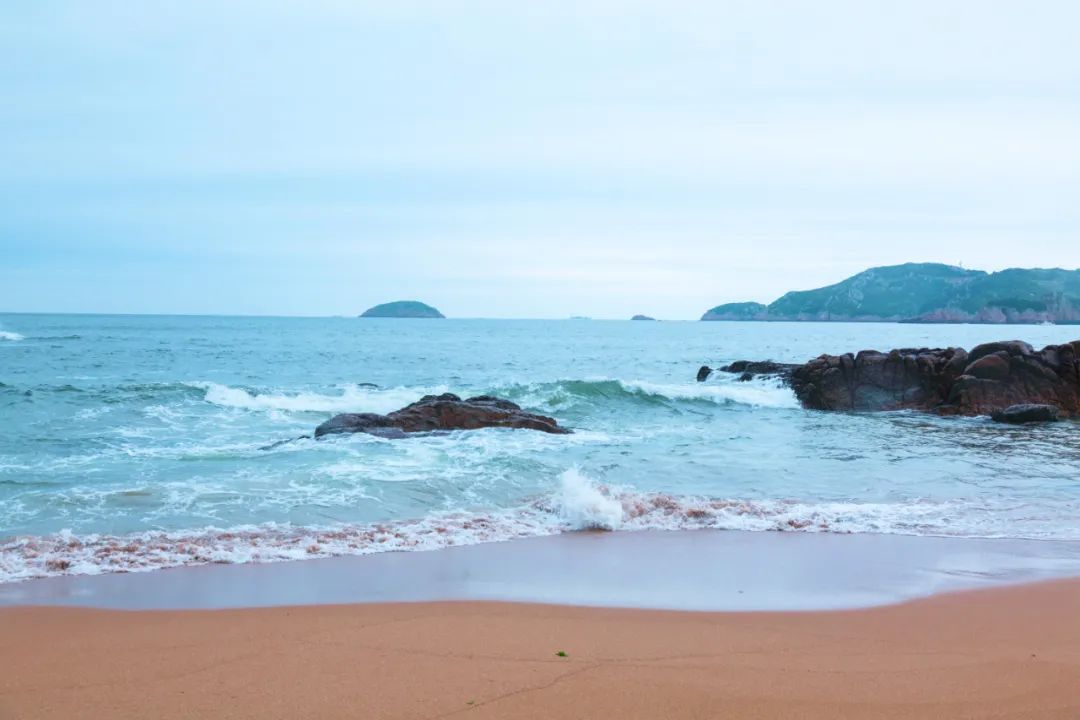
<box><xmin>702</xmin><ymin>263</ymin><xmax>1080</xmax><ymax>324</ymax></box>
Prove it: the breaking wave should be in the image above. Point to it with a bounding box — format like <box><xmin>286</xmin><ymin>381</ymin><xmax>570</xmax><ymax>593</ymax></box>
<box><xmin>185</xmin><ymin>381</ymin><xmax>448</xmax><ymax>415</ymax></box>
<box><xmin>0</xmin><ymin>330</ymin><xmax>24</xmax><ymax>342</ymax></box>
<box><xmin>497</xmin><ymin>376</ymin><xmax>797</xmax><ymax>410</ymax></box>
<box><xmin>1</xmin><ymin>468</ymin><xmax>1062</xmax><ymax>583</ymax></box>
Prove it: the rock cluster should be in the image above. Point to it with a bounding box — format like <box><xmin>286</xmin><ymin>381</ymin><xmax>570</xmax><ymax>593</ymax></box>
<box><xmin>707</xmin><ymin>340</ymin><xmax>1080</xmax><ymax>420</ymax></box>
<box><xmin>315</xmin><ymin>393</ymin><xmax>570</xmax><ymax>438</ymax></box>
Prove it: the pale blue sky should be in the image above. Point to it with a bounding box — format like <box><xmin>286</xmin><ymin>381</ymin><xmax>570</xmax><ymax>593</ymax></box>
<box><xmin>3</xmin><ymin>1</ymin><xmax>1079</xmax><ymax>318</ymax></box>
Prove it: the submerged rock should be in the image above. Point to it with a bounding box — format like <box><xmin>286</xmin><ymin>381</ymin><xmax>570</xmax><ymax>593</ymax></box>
<box><xmin>705</xmin><ymin>340</ymin><xmax>1080</xmax><ymax>418</ymax></box>
<box><xmin>315</xmin><ymin>393</ymin><xmax>571</xmax><ymax>438</ymax></box>
<box><xmin>991</xmin><ymin>404</ymin><xmax>1061</xmax><ymax>424</ymax></box>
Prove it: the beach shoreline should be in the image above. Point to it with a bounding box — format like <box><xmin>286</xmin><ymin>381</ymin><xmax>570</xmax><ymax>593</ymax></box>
<box><xmin>4</xmin><ymin>529</ymin><xmax>1080</xmax><ymax>612</ymax></box>
<box><xmin>3</xmin><ymin>577</ymin><xmax>1078</xmax><ymax>719</ymax></box>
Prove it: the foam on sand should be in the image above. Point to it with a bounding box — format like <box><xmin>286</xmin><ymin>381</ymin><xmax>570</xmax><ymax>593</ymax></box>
<box><xmin>5</xmin><ymin>468</ymin><xmax>1078</xmax><ymax>583</ymax></box>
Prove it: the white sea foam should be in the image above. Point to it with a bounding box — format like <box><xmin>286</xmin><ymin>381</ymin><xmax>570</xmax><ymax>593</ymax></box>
<box><xmin>618</xmin><ymin>378</ymin><xmax>798</xmax><ymax>408</ymax></box>
<box><xmin>555</xmin><ymin>467</ymin><xmax>624</xmax><ymax>530</ymax></box>
<box><xmin>187</xmin><ymin>381</ymin><xmax>447</xmax><ymax>414</ymax></box>
<box><xmin>0</xmin><ymin>330</ymin><xmax>24</xmax><ymax>341</ymax></box>
<box><xmin>497</xmin><ymin>376</ymin><xmax>798</xmax><ymax>411</ymax></box>
<box><xmin>3</xmin><ymin>467</ymin><xmax>1072</xmax><ymax>584</ymax></box>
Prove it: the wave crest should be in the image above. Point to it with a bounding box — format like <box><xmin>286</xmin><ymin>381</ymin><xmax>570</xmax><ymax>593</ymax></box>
<box><xmin>0</xmin><ymin>330</ymin><xmax>24</xmax><ymax>341</ymax></box>
<box><xmin>499</xmin><ymin>377</ymin><xmax>797</xmax><ymax>410</ymax></box>
<box><xmin>186</xmin><ymin>381</ymin><xmax>447</xmax><ymax>415</ymax></box>
<box><xmin>2</xmin><ymin>469</ymin><xmax>1051</xmax><ymax>583</ymax></box>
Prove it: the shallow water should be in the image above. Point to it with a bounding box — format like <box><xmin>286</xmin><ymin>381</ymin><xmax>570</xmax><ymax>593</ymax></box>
<box><xmin>1</xmin><ymin>314</ymin><xmax>1078</xmax><ymax>582</ymax></box>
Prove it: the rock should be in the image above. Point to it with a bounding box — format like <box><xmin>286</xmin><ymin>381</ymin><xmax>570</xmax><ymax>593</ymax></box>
<box><xmin>360</xmin><ymin>301</ymin><xmax>445</xmax><ymax>319</ymax></box>
<box><xmin>631</xmin><ymin>315</ymin><xmax>657</xmax><ymax>321</ymax></box>
<box><xmin>991</xmin><ymin>404</ymin><xmax>1061</xmax><ymax>424</ymax></box>
<box><xmin>315</xmin><ymin>393</ymin><xmax>571</xmax><ymax>438</ymax></box>
<box><xmin>965</xmin><ymin>353</ymin><xmax>1011</xmax><ymax>380</ymax></box>
<box><xmin>260</xmin><ymin>435</ymin><xmax>313</xmax><ymax>450</ymax></box>
<box><xmin>718</xmin><ymin>360</ymin><xmax>797</xmax><ymax>380</ymax></box>
<box><xmin>696</xmin><ymin>366</ymin><xmax>713</xmax><ymax>382</ymax></box>
<box><xmin>781</xmin><ymin>340</ymin><xmax>1080</xmax><ymax>417</ymax></box>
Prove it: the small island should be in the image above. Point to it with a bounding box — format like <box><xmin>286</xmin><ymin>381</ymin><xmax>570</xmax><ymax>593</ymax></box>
<box><xmin>359</xmin><ymin>301</ymin><xmax>445</xmax><ymax>319</ymax></box>
<box><xmin>631</xmin><ymin>314</ymin><xmax>657</xmax><ymax>321</ymax></box>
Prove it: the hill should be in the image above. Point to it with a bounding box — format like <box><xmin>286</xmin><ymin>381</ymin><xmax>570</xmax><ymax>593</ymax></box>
<box><xmin>701</xmin><ymin>264</ymin><xmax>1080</xmax><ymax>323</ymax></box>
<box><xmin>360</xmin><ymin>301</ymin><xmax>445</xmax><ymax>319</ymax></box>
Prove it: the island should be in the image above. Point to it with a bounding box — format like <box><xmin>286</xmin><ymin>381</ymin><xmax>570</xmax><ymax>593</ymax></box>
<box><xmin>359</xmin><ymin>301</ymin><xmax>445</xmax><ymax>319</ymax></box>
<box><xmin>631</xmin><ymin>314</ymin><xmax>657</xmax><ymax>321</ymax></box>
<box><xmin>701</xmin><ymin>263</ymin><xmax>1080</xmax><ymax>324</ymax></box>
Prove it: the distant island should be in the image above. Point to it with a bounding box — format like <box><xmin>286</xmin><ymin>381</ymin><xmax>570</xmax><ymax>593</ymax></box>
<box><xmin>702</xmin><ymin>263</ymin><xmax>1080</xmax><ymax>324</ymax></box>
<box><xmin>359</xmin><ymin>301</ymin><xmax>445</xmax><ymax>319</ymax></box>
<box><xmin>631</xmin><ymin>315</ymin><xmax>657</xmax><ymax>321</ymax></box>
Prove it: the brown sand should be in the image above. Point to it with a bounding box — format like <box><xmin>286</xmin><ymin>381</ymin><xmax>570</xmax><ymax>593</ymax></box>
<box><xmin>2</xmin><ymin>579</ymin><xmax>1078</xmax><ymax>720</ymax></box>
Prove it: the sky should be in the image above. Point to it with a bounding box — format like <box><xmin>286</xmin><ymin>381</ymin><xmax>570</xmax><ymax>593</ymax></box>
<box><xmin>2</xmin><ymin>1</ymin><xmax>1079</xmax><ymax>319</ymax></box>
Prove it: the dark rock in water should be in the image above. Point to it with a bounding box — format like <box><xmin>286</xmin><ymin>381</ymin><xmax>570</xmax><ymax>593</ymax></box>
<box><xmin>696</xmin><ymin>366</ymin><xmax>713</xmax><ymax>382</ymax></box>
<box><xmin>315</xmin><ymin>393</ymin><xmax>571</xmax><ymax>438</ymax></box>
<box><xmin>631</xmin><ymin>315</ymin><xmax>657</xmax><ymax>321</ymax></box>
<box><xmin>783</xmin><ymin>340</ymin><xmax>1080</xmax><ymax>417</ymax></box>
<box><xmin>360</xmin><ymin>301</ymin><xmax>445</xmax><ymax>319</ymax></box>
<box><xmin>719</xmin><ymin>360</ymin><xmax>797</xmax><ymax>380</ymax></box>
<box><xmin>991</xmin><ymin>404</ymin><xmax>1061</xmax><ymax>424</ymax></box>
<box><xmin>260</xmin><ymin>435</ymin><xmax>312</xmax><ymax>450</ymax></box>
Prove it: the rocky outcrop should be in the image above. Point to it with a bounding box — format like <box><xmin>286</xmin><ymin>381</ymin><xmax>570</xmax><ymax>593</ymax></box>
<box><xmin>697</xmin><ymin>361</ymin><xmax>796</xmax><ymax>383</ymax></box>
<box><xmin>991</xmin><ymin>404</ymin><xmax>1061</xmax><ymax>424</ymax></box>
<box><xmin>705</xmin><ymin>340</ymin><xmax>1080</xmax><ymax>418</ymax></box>
<box><xmin>315</xmin><ymin>393</ymin><xmax>570</xmax><ymax>438</ymax></box>
<box><xmin>631</xmin><ymin>315</ymin><xmax>657</xmax><ymax>321</ymax></box>
<box><xmin>718</xmin><ymin>360</ymin><xmax>797</xmax><ymax>382</ymax></box>
<box><xmin>791</xmin><ymin>340</ymin><xmax>1080</xmax><ymax>416</ymax></box>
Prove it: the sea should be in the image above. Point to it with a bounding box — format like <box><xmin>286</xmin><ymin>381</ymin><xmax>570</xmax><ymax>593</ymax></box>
<box><xmin>1</xmin><ymin>314</ymin><xmax>1078</xmax><ymax>584</ymax></box>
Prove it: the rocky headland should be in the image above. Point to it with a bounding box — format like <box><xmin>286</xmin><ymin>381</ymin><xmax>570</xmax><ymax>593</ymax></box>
<box><xmin>701</xmin><ymin>263</ymin><xmax>1080</xmax><ymax>324</ymax></box>
<box><xmin>700</xmin><ymin>340</ymin><xmax>1080</xmax><ymax>422</ymax></box>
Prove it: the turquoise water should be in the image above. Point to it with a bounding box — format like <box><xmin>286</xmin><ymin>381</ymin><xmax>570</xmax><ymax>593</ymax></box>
<box><xmin>2</xmin><ymin>314</ymin><xmax>1079</xmax><ymax>581</ymax></box>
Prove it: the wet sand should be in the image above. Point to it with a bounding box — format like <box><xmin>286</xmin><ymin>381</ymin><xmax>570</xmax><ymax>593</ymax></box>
<box><xmin>2</xmin><ymin>578</ymin><xmax>1078</xmax><ymax>719</ymax></box>
<box><xmin>5</xmin><ymin>530</ymin><xmax>1080</xmax><ymax>611</ymax></box>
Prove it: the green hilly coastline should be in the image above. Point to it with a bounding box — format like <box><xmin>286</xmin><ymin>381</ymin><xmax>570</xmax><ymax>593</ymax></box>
<box><xmin>360</xmin><ymin>301</ymin><xmax>445</xmax><ymax>318</ymax></box>
<box><xmin>702</xmin><ymin>263</ymin><xmax>1080</xmax><ymax>324</ymax></box>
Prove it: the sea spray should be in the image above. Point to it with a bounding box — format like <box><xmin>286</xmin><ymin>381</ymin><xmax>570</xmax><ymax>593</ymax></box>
<box><xmin>555</xmin><ymin>467</ymin><xmax>624</xmax><ymax>530</ymax></box>
<box><xmin>0</xmin><ymin>330</ymin><xmax>24</xmax><ymax>341</ymax></box>
<box><xmin>187</xmin><ymin>381</ymin><xmax>448</xmax><ymax>415</ymax></box>
<box><xmin>494</xmin><ymin>377</ymin><xmax>798</xmax><ymax>411</ymax></box>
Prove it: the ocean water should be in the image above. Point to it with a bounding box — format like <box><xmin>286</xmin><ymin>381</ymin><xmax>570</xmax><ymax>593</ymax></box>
<box><xmin>1</xmin><ymin>314</ymin><xmax>1078</xmax><ymax>583</ymax></box>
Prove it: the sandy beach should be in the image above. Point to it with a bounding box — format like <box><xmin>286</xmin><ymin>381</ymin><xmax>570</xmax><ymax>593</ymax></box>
<box><xmin>2</xmin><ymin>578</ymin><xmax>1078</xmax><ymax>719</ymax></box>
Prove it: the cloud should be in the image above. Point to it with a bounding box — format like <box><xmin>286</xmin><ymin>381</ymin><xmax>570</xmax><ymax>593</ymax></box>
<box><xmin>1</xmin><ymin>1</ymin><xmax>1079</xmax><ymax>317</ymax></box>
